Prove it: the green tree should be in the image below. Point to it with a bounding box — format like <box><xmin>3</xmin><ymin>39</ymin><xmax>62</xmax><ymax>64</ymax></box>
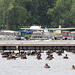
<box><xmin>47</xmin><ymin>0</ymin><xmax>73</xmax><ymax>27</ymax></box>
<box><xmin>70</xmin><ymin>0</ymin><xmax>75</xmax><ymax>26</ymax></box>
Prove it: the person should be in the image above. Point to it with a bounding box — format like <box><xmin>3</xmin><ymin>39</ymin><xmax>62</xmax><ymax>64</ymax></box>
<box><xmin>54</xmin><ymin>37</ymin><xmax>57</xmax><ymax>40</ymax></box>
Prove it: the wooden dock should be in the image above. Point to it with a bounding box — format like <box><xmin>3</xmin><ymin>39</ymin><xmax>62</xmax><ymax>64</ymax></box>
<box><xmin>0</xmin><ymin>40</ymin><xmax>75</xmax><ymax>50</ymax></box>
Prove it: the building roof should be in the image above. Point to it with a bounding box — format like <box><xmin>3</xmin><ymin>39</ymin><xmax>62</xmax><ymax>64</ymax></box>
<box><xmin>71</xmin><ymin>31</ymin><xmax>75</xmax><ymax>33</ymax></box>
<box><xmin>1</xmin><ymin>30</ymin><xmax>15</xmax><ymax>33</ymax></box>
<box><xmin>30</xmin><ymin>26</ymin><xmax>41</xmax><ymax>29</ymax></box>
<box><xmin>62</xmin><ymin>31</ymin><xmax>69</xmax><ymax>33</ymax></box>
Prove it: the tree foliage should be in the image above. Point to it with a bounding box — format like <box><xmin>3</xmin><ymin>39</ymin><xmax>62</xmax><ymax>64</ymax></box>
<box><xmin>0</xmin><ymin>0</ymin><xmax>75</xmax><ymax>30</ymax></box>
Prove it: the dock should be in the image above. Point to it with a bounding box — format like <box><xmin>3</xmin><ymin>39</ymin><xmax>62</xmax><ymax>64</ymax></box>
<box><xmin>0</xmin><ymin>40</ymin><xmax>75</xmax><ymax>50</ymax></box>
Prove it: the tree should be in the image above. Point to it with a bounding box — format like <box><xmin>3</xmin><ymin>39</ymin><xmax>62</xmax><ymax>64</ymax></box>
<box><xmin>47</xmin><ymin>0</ymin><xmax>73</xmax><ymax>27</ymax></box>
<box><xmin>70</xmin><ymin>0</ymin><xmax>75</xmax><ymax>26</ymax></box>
